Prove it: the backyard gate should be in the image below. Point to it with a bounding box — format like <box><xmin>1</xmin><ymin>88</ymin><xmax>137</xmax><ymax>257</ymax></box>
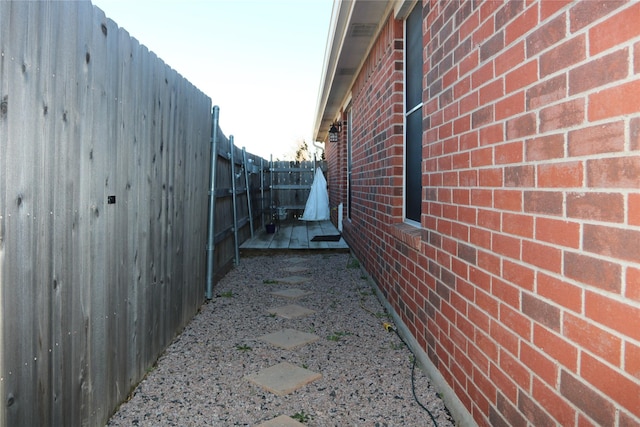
<box><xmin>267</xmin><ymin>157</ymin><xmax>326</xmax><ymax>223</ymax></box>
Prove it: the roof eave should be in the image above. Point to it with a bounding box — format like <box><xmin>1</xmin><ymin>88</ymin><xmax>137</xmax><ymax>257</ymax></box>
<box><xmin>313</xmin><ymin>0</ymin><xmax>394</xmax><ymax>142</ymax></box>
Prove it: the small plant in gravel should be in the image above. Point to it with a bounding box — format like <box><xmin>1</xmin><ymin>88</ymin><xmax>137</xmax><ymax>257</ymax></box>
<box><xmin>346</xmin><ymin>258</ymin><xmax>360</xmax><ymax>269</ymax></box>
<box><xmin>327</xmin><ymin>331</ymin><xmax>351</xmax><ymax>342</ymax></box>
<box><xmin>218</xmin><ymin>291</ymin><xmax>233</xmax><ymax>298</ymax></box>
<box><xmin>262</xmin><ymin>279</ymin><xmax>278</xmax><ymax>284</ymax></box>
<box><xmin>236</xmin><ymin>344</ymin><xmax>252</xmax><ymax>352</ymax></box>
<box><xmin>291</xmin><ymin>410</ymin><xmax>311</xmax><ymax>423</ymax></box>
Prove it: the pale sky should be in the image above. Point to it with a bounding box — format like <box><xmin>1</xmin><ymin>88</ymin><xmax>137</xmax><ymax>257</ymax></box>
<box><xmin>91</xmin><ymin>0</ymin><xmax>333</xmax><ymax>160</ymax></box>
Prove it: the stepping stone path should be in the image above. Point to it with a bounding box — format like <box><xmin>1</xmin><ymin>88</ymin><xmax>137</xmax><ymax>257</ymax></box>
<box><xmin>267</xmin><ymin>304</ymin><xmax>315</xmax><ymax>319</ymax></box>
<box><xmin>258</xmin><ymin>328</ymin><xmax>320</xmax><ymax>350</ymax></box>
<box><xmin>284</xmin><ymin>256</ymin><xmax>308</xmax><ymax>264</ymax></box>
<box><xmin>246</xmin><ymin>269</ymin><xmax>323</xmax><ymax>426</ymax></box>
<box><xmin>281</xmin><ymin>265</ymin><xmax>310</xmax><ymax>273</ymax></box>
<box><xmin>270</xmin><ymin>288</ymin><xmax>313</xmax><ymax>299</ymax></box>
<box><xmin>272</xmin><ymin>275</ymin><xmax>310</xmax><ymax>285</ymax></box>
<box><xmin>245</xmin><ymin>362</ymin><xmax>322</xmax><ymax>396</ymax></box>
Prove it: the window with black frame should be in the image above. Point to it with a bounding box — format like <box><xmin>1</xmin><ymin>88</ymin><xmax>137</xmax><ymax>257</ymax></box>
<box><xmin>405</xmin><ymin>2</ymin><xmax>423</xmax><ymax>223</ymax></box>
<box><xmin>346</xmin><ymin>108</ymin><xmax>353</xmax><ymax>219</ymax></box>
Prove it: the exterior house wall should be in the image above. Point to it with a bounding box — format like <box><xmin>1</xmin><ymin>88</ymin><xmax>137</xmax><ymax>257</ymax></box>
<box><xmin>330</xmin><ymin>1</ymin><xmax>640</xmax><ymax>426</ymax></box>
<box><xmin>342</xmin><ymin>17</ymin><xmax>406</xmax><ymax>279</ymax></box>
<box><xmin>326</xmin><ymin>121</ymin><xmax>347</xmax><ymax>225</ymax></box>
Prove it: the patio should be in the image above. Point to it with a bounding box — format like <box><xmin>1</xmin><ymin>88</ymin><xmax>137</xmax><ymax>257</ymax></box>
<box><xmin>240</xmin><ymin>219</ymin><xmax>349</xmax><ymax>252</ymax></box>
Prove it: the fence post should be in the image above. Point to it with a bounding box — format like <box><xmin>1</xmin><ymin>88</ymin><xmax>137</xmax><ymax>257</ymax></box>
<box><xmin>260</xmin><ymin>158</ymin><xmax>265</xmax><ymax>229</ymax></box>
<box><xmin>242</xmin><ymin>147</ymin><xmax>254</xmax><ymax>238</ymax></box>
<box><xmin>205</xmin><ymin>106</ymin><xmax>220</xmax><ymax>300</ymax></box>
<box><xmin>229</xmin><ymin>136</ymin><xmax>240</xmax><ymax>265</ymax></box>
<box><xmin>269</xmin><ymin>154</ymin><xmax>274</xmax><ymax>221</ymax></box>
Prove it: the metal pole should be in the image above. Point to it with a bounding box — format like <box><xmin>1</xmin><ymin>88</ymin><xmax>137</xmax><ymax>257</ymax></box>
<box><xmin>205</xmin><ymin>106</ymin><xmax>219</xmax><ymax>300</ymax></box>
<box><xmin>269</xmin><ymin>154</ymin><xmax>273</xmax><ymax>224</ymax></box>
<box><xmin>229</xmin><ymin>136</ymin><xmax>240</xmax><ymax>265</ymax></box>
<box><xmin>260</xmin><ymin>158</ymin><xmax>265</xmax><ymax>228</ymax></box>
<box><xmin>242</xmin><ymin>147</ymin><xmax>254</xmax><ymax>238</ymax></box>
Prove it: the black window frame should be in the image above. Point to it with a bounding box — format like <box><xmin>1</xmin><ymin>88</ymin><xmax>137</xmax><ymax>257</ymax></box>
<box><xmin>405</xmin><ymin>3</ymin><xmax>423</xmax><ymax>224</ymax></box>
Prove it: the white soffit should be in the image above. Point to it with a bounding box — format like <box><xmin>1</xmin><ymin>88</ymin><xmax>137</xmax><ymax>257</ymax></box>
<box><xmin>313</xmin><ymin>0</ymin><xmax>391</xmax><ymax>142</ymax></box>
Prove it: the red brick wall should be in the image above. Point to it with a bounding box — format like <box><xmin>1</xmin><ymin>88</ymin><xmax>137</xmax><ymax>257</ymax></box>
<box><xmin>341</xmin><ymin>16</ymin><xmax>406</xmax><ymax>283</ymax></box>
<box><xmin>325</xmin><ymin>116</ymin><xmax>347</xmax><ymax>225</ymax></box>
<box><xmin>331</xmin><ymin>1</ymin><xmax>640</xmax><ymax>426</ymax></box>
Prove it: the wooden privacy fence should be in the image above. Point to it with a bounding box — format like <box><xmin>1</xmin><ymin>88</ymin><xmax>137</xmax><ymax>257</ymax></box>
<box><xmin>209</xmin><ymin>127</ymin><xmax>326</xmax><ymax>276</ymax></box>
<box><xmin>0</xmin><ymin>2</ymin><xmax>326</xmax><ymax>426</ymax></box>
<box><xmin>207</xmin><ymin>122</ymin><xmax>270</xmax><ymax>286</ymax></box>
<box><xmin>269</xmin><ymin>157</ymin><xmax>323</xmax><ymax>221</ymax></box>
<box><xmin>0</xmin><ymin>2</ymin><xmax>213</xmax><ymax>425</ymax></box>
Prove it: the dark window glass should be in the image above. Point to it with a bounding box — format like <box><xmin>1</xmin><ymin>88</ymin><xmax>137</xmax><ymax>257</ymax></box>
<box><xmin>406</xmin><ymin>5</ymin><xmax>422</xmax><ymax>109</ymax></box>
<box><xmin>347</xmin><ymin>109</ymin><xmax>352</xmax><ymax>219</ymax></box>
<box><xmin>405</xmin><ymin>3</ymin><xmax>423</xmax><ymax>222</ymax></box>
<box><xmin>406</xmin><ymin>108</ymin><xmax>422</xmax><ymax>221</ymax></box>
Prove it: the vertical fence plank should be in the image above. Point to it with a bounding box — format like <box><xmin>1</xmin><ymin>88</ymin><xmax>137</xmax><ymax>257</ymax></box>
<box><xmin>74</xmin><ymin>4</ymin><xmax>99</xmax><ymax>422</ymax></box>
<box><xmin>0</xmin><ymin>2</ymin><xmax>6</xmax><ymax>424</ymax></box>
<box><xmin>52</xmin><ymin>3</ymin><xmax>82</xmax><ymax>424</ymax></box>
<box><xmin>83</xmin><ymin>6</ymin><xmax>111</xmax><ymax>423</ymax></box>
<box><xmin>2</xmin><ymin>2</ymin><xmax>49</xmax><ymax>426</ymax></box>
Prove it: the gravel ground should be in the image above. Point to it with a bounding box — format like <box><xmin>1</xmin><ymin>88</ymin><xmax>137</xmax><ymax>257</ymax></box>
<box><xmin>107</xmin><ymin>253</ymin><xmax>456</xmax><ymax>426</ymax></box>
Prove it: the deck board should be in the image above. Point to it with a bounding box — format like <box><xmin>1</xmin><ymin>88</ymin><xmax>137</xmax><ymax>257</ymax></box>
<box><xmin>270</xmin><ymin>224</ymin><xmax>294</xmax><ymax>249</ymax></box>
<box><xmin>290</xmin><ymin>222</ymin><xmax>309</xmax><ymax>249</ymax></box>
<box><xmin>240</xmin><ymin>220</ymin><xmax>348</xmax><ymax>251</ymax></box>
<box><xmin>307</xmin><ymin>221</ymin><xmax>326</xmax><ymax>249</ymax></box>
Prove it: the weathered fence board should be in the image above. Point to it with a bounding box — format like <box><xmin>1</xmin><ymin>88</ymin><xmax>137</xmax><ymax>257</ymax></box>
<box><xmin>271</xmin><ymin>161</ymin><xmax>316</xmax><ymax>213</ymax></box>
<box><xmin>269</xmin><ymin>160</ymin><xmax>323</xmax><ymax>220</ymax></box>
<box><xmin>0</xmin><ymin>2</ymin><xmax>211</xmax><ymax>425</ymax></box>
<box><xmin>210</xmin><ymin>133</ymin><xmax>269</xmax><ymax>275</ymax></box>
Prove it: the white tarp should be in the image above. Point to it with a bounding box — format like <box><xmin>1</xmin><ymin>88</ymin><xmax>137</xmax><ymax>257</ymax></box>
<box><xmin>300</xmin><ymin>168</ymin><xmax>330</xmax><ymax>221</ymax></box>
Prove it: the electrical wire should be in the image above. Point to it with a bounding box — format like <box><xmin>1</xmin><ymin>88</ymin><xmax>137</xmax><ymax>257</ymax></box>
<box><xmin>388</xmin><ymin>324</ymin><xmax>439</xmax><ymax>427</ymax></box>
<box><xmin>359</xmin><ymin>289</ymin><xmax>439</xmax><ymax>427</ymax></box>
<box><xmin>410</xmin><ymin>341</ymin><xmax>440</xmax><ymax>427</ymax></box>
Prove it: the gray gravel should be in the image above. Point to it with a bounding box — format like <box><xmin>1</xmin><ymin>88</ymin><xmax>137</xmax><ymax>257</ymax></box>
<box><xmin>107</xmin><ymin>253</ymin><xmax>455</xmax><ymax>426</ymax></box>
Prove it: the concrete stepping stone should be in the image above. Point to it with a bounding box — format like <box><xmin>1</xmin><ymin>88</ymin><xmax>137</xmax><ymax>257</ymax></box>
<box><xmin>246</xmin><ymin>362</ymin><xmax>322</xmax><ymax>396</ymax></box>
<box><xmin>268</xmin><ymin>304</ymin><xmax>315</xmax><ymax>319</ymax></box>
<box><xmin>273</xmin><ymin>275</ymin><xmax>310</xmax><ymax>285</ymax></box>
<box><xmin>257</xmin><ymin>415</ymin><xmax>305</xmax><ymax>427</ymax></box>
<box><xmin>270</xmin><ymin>288</ymin><xmax>312</xmax><ymax>299</ymax></box>
<box><xmin>259</xmin><ymin>328</ymin><xmax>320</xmax><ymax>350</ymax></box>
<box><xmin>282</xmin><ymin>265</ymin><xmax>309</xmax><ymax>273</ymax></box>
<box><xmin>285</xmin><ymin>256</ymin><xmax>307</xmax><ymax>264</ymax></box>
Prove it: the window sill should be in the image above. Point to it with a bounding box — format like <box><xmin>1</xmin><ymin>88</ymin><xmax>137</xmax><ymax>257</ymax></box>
<box><xmin>389</xmin><ymin>222</ymin><xmax>423</xmax><ymax>251</ymax></box>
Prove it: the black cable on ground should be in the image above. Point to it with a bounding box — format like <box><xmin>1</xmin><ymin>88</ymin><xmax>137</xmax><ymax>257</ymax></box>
<box><xmin>358</xmin><ymin>284</ymin><xmax>440</xmax><ymax>426</ymax></box>
<box><xmin>360</xmin><ymin>284</ymin><xmax>438</xmax><ymax>427</ymax></box>
<box><xmin>387</xmin><ymin>324</ymin><xmax>439</xmax><ymax>427</ymax></box>
<box><xmin>411</xmin><ymin>351</ymin><xmax>439</xmax><ymax>427</ymax></box>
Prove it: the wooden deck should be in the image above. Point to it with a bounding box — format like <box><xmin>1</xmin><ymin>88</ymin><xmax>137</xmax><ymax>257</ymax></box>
<box><xmin>240</xmin><ymin>220</ymin><xmax>349</xmax><ymax>252</ymax></box>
